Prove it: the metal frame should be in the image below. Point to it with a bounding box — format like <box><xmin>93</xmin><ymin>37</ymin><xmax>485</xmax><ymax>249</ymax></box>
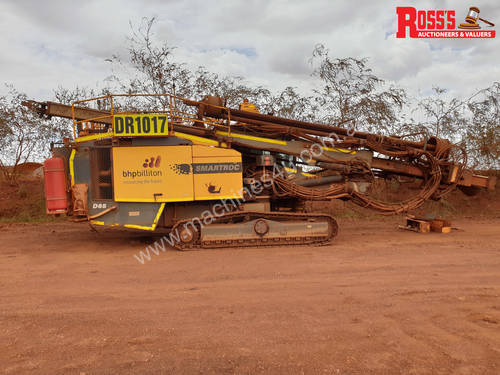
<box><xmin>71</xmin><ymin>93</ymin><xmax>233</xmax><ymax>142</ymax></box>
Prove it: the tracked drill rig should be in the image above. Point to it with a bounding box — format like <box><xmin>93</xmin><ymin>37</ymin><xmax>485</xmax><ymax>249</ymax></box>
<box><xmin>24</xmin><ymin>94</ymin><xmax>496</xmax><ymax>249</ymax></box>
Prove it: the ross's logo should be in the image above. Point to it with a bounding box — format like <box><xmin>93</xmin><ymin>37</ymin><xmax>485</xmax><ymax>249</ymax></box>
<box><xmin>396</xmin><ymin>6</ymin><xmax>495</xmax><ymax>38</ymax></box>
<box><xmin>143</xmin><ymin>156</ymin><xmax>161</xmax><ymax>168</ymax></box>
<box><xmin>458</xmin><ymin>6</ymin><xmax>495</xmax><ymax>29</ymax></box>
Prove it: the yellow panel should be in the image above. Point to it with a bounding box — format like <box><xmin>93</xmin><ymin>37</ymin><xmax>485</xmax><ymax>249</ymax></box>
<box><xmin>112</xmin><ymin>146</ymin><xmax>194</xmax><ymax>202</ymax></box>
<box><xmin>192</xmin><ymin>145</ymin><xmax>241</xmax><ymax>158</ymax></box>
<box><xmin>192</xmin><ymin>145</ymin><xmax>243</xmax><ymax>200</ymax></box>
<box><xmin>216</xmin><ymin>130</ymin><xmax>287</xmax><ymax>145</ymax></box>
<box><xmin>113</xmin><ymin>114</ymin><xmax>168</xmax><ymax>137</ymax></box>
<box><xmin>174</xmin><ymin>132</ymin><xmax>227</xmax><ymax>147</ymax></box>
<box><xmin>69</xmin><ymin>149</ymin><xmax>76</xmax><ymax>186</ymax></box>
<box><xmin>75</xmin><ymin>132</ymin><xmax>114</xmax><ymax>143</ymax></box>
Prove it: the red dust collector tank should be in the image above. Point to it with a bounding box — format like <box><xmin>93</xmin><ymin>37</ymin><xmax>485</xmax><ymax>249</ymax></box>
<box><xmin>43</xmin><ymin>157</ymin><xmax>68</xmax><ymax>214</ymax></box>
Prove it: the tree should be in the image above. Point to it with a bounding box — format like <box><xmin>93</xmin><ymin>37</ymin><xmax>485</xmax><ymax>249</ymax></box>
<box><xmin>191</xmin><ymin>66</ymin><xmax>271</xmax><ymax>109</ymax></box>
<box><xmin>416</xmin><ymin>87</ymin><xmax>468</xmax><ymax>139</ymax></box>
<box><xmin>0</xmin><ymin>86</ymin><xmax>53</xmax><ymax>183</ymax></box>
<box><xmin>259</xmin><ymin>86</ymin><xmax>318</xmax><ymax>122</ymax></box>
<box><xmin>51</xmin><ymin>85</ymin><xmax>108</xmax><ymax>139</ymax></box>
<box><xmin>414</xmin><ymin>84</ymin><xmax>499</xmax><ymax>169</ymax></box>
<box><xmin>106</xmin><ymin>17</ymin><xmax>317</xmax><ymax>120</ymax></box>
<box><xmin>465</xmin><ymin>83</ymin><xmax>499</xmax><ymax>169</ymax></box>
<box><xmin>106</xmin><ymin>17</ymin><xmax>192</xmax><ymax>112</ymax></box>
<box><xmin>310</xmin><ymin>44</ymin><xmax>406</xmax><ymax>133</ymax></box>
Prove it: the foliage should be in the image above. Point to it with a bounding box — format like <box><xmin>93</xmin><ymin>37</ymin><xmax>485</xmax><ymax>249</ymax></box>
<box><xmin>309</xmin><ymin>44</ymin><xmax>406</xmax><ymax>133</ymax></box>
<box><xmin>465</xmin><ymin>83</ymin><xmax>500</xmax><ymax>169</ymax></box>
<box><xmin>105</xmin><ymin>17</ymin><xmax>316</xmax><ymax>121</ymax></box>
<box><xmin>1</xmin><ymin>17</ymin><xmax>498</xmax><ymax>170</ymax></box>
<box><xmin>0</xmin><ymin>86</ymin><xmax>54</xmax><ymax>183</ymax></box>
<box><xmin>413</xmin><ymin>84</ymin><xmax>499</xmax><ymax>169</ymax></box>
<box><xmin>417</xmin><ymin>87</ymin><xmax>468</xmax><ymax>139</ymax></box>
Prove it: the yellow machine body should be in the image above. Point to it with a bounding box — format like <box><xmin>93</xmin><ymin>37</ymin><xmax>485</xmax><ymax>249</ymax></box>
<box><xmin>112</xmin><ymin>145</ymin><xmax>243</xmax><ymax>203</ymax></box>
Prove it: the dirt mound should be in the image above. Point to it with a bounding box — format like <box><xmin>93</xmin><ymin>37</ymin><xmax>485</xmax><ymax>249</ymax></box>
<box><xmin>0</xmin><ymin>178</ymin><xmax>49</xmax><ymax>222</ymax></box>
<box><xmin>312</xmin><ymin>176</ymin><xmax>500</xmax><ymax>220</ymax></box>
<box><xmin>1</xmin><ymin>174</ymin><xmax>498</xmax><ymax>223</ymax></box>
<box><xmin>16</xmin><ymin>162</ymin><xmax>42</xmax><ymax>174</ymax></box>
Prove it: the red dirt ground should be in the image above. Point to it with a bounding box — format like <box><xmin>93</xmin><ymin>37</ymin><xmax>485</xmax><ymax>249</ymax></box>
<box><xmin>1</xmin><ymin>217</ymin><xmax>499</xmax><ymax>374</ymax></box>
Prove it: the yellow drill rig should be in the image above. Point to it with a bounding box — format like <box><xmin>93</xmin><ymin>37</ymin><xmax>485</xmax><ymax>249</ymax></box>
<box><xmin>24</xmin><ymin>93</ymin><xmax>496</xmax><ymax>249</ymax></box>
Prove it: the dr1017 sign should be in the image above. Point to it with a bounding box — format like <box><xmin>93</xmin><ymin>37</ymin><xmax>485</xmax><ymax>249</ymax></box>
<box><xmin>113</xmin><ymin>114</ymin><xmax>168</xmax><ymax>137</ymax></box>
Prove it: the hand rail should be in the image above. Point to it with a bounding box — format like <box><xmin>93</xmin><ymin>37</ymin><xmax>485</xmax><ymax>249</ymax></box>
<box><xmin>71</xmin><ymin>93</ymin><xmax>233</xmax><ymax>142</ymax></box>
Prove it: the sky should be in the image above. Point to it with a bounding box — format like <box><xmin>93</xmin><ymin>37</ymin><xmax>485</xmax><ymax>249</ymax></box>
<box><xmin>0</xmin><ymin>0</ymin><xmax>498</xmax><ymax>103</ymax></box>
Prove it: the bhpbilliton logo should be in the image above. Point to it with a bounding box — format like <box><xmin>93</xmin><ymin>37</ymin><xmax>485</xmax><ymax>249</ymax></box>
<box><xmin>396</xmin><ymin>6</ymin><xmax>496</xmax><ymax>38</ymax></box>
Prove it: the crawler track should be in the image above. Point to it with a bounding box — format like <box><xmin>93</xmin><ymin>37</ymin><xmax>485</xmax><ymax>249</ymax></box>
<box><xmin>170</xmin><ymin>211</ymin><xmax>338</xmax><ymax>250</ymax></box>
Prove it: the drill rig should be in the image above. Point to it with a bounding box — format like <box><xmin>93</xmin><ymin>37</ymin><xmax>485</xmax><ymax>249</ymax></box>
<box><xmin>24</xmin><ymin>94</ymin><xmax>496</xmax><ymax>249</ymax></box>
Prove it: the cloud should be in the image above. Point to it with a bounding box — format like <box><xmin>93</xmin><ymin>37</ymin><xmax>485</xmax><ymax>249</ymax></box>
<box><xmin>0</xmin><ymin>0</ymin><xmax>498</xmax><ymax>103</ymax></box>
